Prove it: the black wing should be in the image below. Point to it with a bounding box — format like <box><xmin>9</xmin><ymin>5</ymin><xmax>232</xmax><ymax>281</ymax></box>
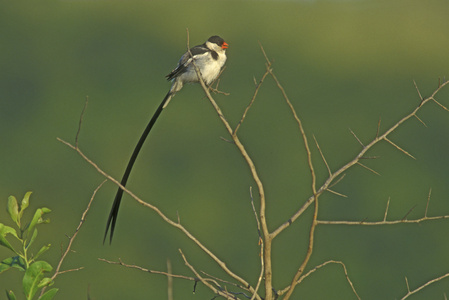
<box><xmin>165</xmin><ymin>44</ymin><xmax>210</xmax><ymax>81</ymax></box>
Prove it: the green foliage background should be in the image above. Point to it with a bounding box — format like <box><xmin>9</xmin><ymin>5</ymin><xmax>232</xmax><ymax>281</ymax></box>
<box><xmin>1</xmin><ymin>0</ymin><xmax>449</xmax><ymax>299</ymax></box>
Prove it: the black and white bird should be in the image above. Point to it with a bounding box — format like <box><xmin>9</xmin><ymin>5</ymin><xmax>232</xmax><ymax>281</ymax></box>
<box><xmin>104</xmin><ymin>35</ymin><xmax>229</xmax><ymax>243</ymax></box>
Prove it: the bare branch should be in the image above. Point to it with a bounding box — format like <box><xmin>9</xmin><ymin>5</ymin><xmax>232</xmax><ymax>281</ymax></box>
<box><xmin>98</xmin><ymin>258</ymin><xmax>195</xmax><ymax>281</ymax></box>
<box><xmin>167</xmin><ymin>259</ymin><xmax>173</xmax><ymax>300</ymax></box>
<box><xmin>259</xmin><ymin>46</ymin><xmax>320</xmax><ymax>299</ymax></box>
<box><xmin>400</xmin><ymin>272</ymin><xmax>449</xmax><ymax>300</ymax></box>
<box><xmin>187</xmin><ymin>30</ymin><xmax>269</xmax><ymax>299</ymax></box>
<box><xmin>265</xmin><ymin>51</ymin><xmax>317</xmax><ymax>197</ymax></box>
<box><xmin>59</xmin><ymin>136</ymin><xmax>259</xmax><ymax>296</ymax></box>
<box><xmin>279</xmin><ymin>260</ymin><xmax>361</xmax><ymax>300</ymax></box>
<box><xmin>317</xmin><ymin>215</ymin><xmax>449</xmax><ymax>225</ymax></box>
<box><xmin>283</xmin><ymin>195</ymin><xmax>319</xmax><ymax>300</ymax></box>
<box><xmin>234</xmin><ymin>68</ymin><xmax>270</xmax><ymax>135</ymax></box>
<box><xmin>272</xmin><ymin>79</ymin><xmax>449</xmax><ymax>238</ymax></box>
<box><xmin>249</xmin><ymin>187</ymin><xmax>264</xmax><ymax>300</ymax></box>
<box><xmin>40</xmin><ymin>180</ymin><xmax>106</xmax><ymax>297</ymax></box>
<box><xmin>179</xmin><ymin>249</ymin><xmax>242</xmax><ymax>299</ymax></box>
<box><xmin>200</xmin><ymin>271</ymin><xmax>253</xmax><ymax>295</ymax></box>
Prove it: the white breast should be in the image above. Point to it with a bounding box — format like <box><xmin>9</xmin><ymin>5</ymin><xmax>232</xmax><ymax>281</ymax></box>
<box><xmin>179</xmin><ymin>51</ymin><xmax>227</xmax><ymax>85</ymax></box>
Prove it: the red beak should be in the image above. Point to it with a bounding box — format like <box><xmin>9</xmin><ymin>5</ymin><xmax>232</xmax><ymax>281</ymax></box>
<box><xmin>222</xmin><ymin>42</ymin><xmax>229</xmax><ymax>49</ymax></box>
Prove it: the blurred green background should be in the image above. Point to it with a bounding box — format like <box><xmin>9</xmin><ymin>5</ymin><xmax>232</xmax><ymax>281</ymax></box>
<box><xmin>1</xmin><ymin>0</ymin><xmax>449</xmax><ymax>299</ymax></box>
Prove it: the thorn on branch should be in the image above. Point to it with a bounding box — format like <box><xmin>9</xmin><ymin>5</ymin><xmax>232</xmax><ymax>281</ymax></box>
<box><xmin>349</xmin><ymin>128</ymin><xmax>365</xmax><ymax>147</ymax></box>
<box><xmin>384</xmin><ymin>138</ymin><xmax>416</xmax><ymax>160</ymax></box>
<box><xmin>356</xmin><ymin>162</ymin><xmax>381</xmax><ymax>176</ymax></box>
<box><xmin>328</xmin><ymin>173</ymin><xmax>346</xmax><ymax>189</ymax></box>
<box><xmin>234</xmin><ymin>67</ymin><xmax>270</xmax><ymax>135</ymax></box>
<box><xmin>376</xmin><ymin>117</ymin><xmax>381</xmax><ymax>138</ymax></box>
<box><xmin>401</xmin><ymin>205</ymin><xmax>418</xmax><ymax>221</ymax></box>
<box><xmin>359</xmin><ymin>217</ymin><xmax>368</xmax><ymax>224</ymax></box>
<box><xmin>359</xmin><ymin>156</ymin><xmax>380</xmax><ymax>159</ymax></box>
<box><xmin>313</xmin><ymin>135</ymin><xmax>332</xmax><ymax>176</ymax></box>
<box><xmin>326</xmin><ymin>188</ymin><xmax>347</xmax><ymax>198</ymax></box>
<box><xmin>413</xmin><ymin>80</ymin><xmax>424</xmax><ymax>104</ymax></box>
<box><xmin>432</xmin><ymin>97</ymin><xmax>449</xmax><ymax>112</ymax></box>
<box><xmin>383</xmin><ymin>197</ymin><xmax>390</xmax><ymax>222</ymax></box>
<box><xmin>413</xmin><ymin>114</ymin><xmax>427</xmax><ymax>127</ymax></box>
<box><xmin>219</xmin><ymin>136</ymin><xmax>235</xmax><ymax>144</ymax></box>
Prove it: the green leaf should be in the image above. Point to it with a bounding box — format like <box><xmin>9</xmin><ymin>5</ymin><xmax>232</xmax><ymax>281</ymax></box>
<box><xmin>0</xmin><ymin>256</ymin><xmax>27</xmax><ymax>273</ymax></box>
<box><xmin>6</xmin><ymin>290</ymin><xmax>17</xmax><ymax>300</ymax></box>
<box><xmin>26</xmin><ymin>208</ymin><xmax>51</xmax><ymax>237</ymax></box>
<box><xmin>41</xmin><ymin>208</ymin><xmax>51</xmax><ymax>214</ymax></box>
<box><xmin>33</xmin><ymin>244</ymin><xmax>50</xmax><ymax>261</ymax></box>
<box><xmin>38</xmin><ymin>277</ymin><xmax>52</xmax><ymax>288</ymax></box>
<box><xmin>0</xmin><ymin>223</ymin><xmax>18</xmax><ymax>253</ymax></box>
<box><xmin>7</xmin><ymin>196</ymin><xmax>19</xmax><ymax>225</ymax></box>
<box><xmin>26</xmin><ymin>229</ymin><xmax>38</xmax><ymax>250</ymax></box>
<box><xmin>0</xmin><ymin>261</ymin><xmax>12</xmax><ymax>273</ymax></box>
<box><xmin>38</xmin><ymin>288</ymin><xmax>58</xmax><ymax>300</ymax></box>
<box><xmin>19</xmin><ymin>192</ymin><xmax>32</xmax><ymax>219</ymax></box>
<box><xmin>23</xmin><ymin>261</ymin><xmax>53</xmax><ymax>300</ymax></box>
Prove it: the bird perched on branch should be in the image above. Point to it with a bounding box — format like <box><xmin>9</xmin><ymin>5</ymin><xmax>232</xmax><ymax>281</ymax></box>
<box><xmin>104</xmin><ymin>35</ymin><xmax>229</xmax><ymax>243</ymax></box>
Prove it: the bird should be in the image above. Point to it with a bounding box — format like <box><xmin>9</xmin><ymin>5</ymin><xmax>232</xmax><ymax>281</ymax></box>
<box><xmin>104</xmin><ymin>35</ymin><xmax>229</xmax><ymax>244</ymax></box>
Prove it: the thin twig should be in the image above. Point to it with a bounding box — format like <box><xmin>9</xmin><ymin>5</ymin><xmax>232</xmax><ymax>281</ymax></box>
<box><xmin>249</xmin><ymin>187</ymin><xmax>264</xmax><ymax>300</ymax></box>
<box><xmin>179</xmin><ymin>249</ymin><xmax>240</xmax><ymax>299</ymax></box>
<box><xmin>167</xmin><ymin>259</ymin><xmax>173</xmax><ymax>300</ymax></box>
<box><xmin>282</xmin><ymin>192</ymin><xmax>319</xmax><ymax>300</ymax></box>
<box><xmin>400</xmin><ymin>272</ymin><xmax>449</xmax><ymax>300</ymax></box>
<box><xmin>39</xmin><ymin>180</ymin><xmax>105</xmax><ymax>297</ymax></box>
<box><xmin>260</xmin><ymin>44</ymin><xmax>319</xmax><ymax>299</ymax></box>
<box><xmin>272</xmin><ymin>79</ymin><xmax>449</xmax><ymax>239</ymax></box>
<box><xmin>187</xmin><ymin>28</ymin><xmax>267</xmax><ymax>300</ymax></box>
<box><xmin>279</xmin><ymin>260</ymin><xmax>360</xmax><ymax>300</ymax></box>
<box><xmin>200</xmin><ymin>270</ymin><xmax>251</xmax><ymax>293</ymax></box>
<box><xmin>99</xmin><ymin>258</ymin><xmax>195</xmax><ymax>281</ymax></box>
<box><xmin>61</xmin><ymin>132</ymin><xmax>259</xmax><ymax>296</ymax></box>
<box><xmin>317</xmin><ymin>214</ymin><xmax>449</xmax><ymax>225</ymax></box>
<box><xmin>234</xmin><ymin>68</ymin><xmax>270</xmax><ymax>135</ymax></box>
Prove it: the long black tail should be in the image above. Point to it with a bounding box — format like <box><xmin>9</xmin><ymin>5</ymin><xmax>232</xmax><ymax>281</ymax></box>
<box><xmin>104</xmin><ymin>90</ymin><xmax>174</xmax><ymax>244</ymax></box>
